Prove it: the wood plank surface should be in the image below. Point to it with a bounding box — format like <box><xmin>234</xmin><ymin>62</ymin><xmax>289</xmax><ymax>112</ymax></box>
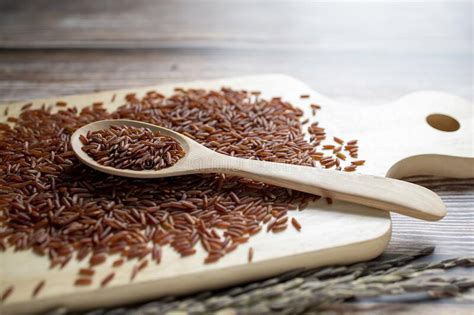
<box><xmin>0</xmin><ymin>0</ymin><xmax>472</xmax><ymax>312</ymax></box>
<box><xmin>0</xmin><ymin>0</ymin><xmax>472</xmax><ymax>104</ymax></box>
<box><xmin>0</xmin><ymin>49</ymin><xmax>471</xmax><ymax>105</ymax></box>
<box><xmin>389</xmin><ymin>176</ymin><xmax>473</xmax><ymax>256</ymax></box>
<box><xmin>0</xmin><ymin>0</ymin><xmax>471</xmax><ymax>54</ymax></box>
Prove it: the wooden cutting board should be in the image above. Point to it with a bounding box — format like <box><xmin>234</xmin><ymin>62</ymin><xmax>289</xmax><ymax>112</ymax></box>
<box><xmin>0</xmin><ymin>74</ymin><xmax>472</xmax><ymax>314</ymax></box>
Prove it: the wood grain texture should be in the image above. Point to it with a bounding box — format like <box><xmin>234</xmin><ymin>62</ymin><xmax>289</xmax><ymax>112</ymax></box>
<box><xmin>0</xmin><ymin>0</ymin><xmax>472</xmax><ymax>104</ymax></box>
<box><xmin>0</xmin><ymin>48</ymin><xmax>471</xmax><ymax>106</ymax></box>
<box><xmin>389</xmin><ymin>176</ymin><xmax>474</xmax><ymax>257</ymax></box>
<box><xmin>0</xmin><ymin>0</ymin><xmax>471</xmax><ymax>54</ymax></box>
<box><xmin>0</xmin><ymin>0</ymin><xmax>472</xmax><ymax>311</ymax></box>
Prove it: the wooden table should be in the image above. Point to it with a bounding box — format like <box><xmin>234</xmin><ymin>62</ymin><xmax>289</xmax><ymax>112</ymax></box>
<box><xmin>0</xmin><ymin>0</ymin><xmax>472</xmax><ymax>313</ymax></box>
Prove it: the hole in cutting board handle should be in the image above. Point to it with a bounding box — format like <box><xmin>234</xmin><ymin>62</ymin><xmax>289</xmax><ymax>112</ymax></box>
<box><xmin>426</xmin><ymin>114</ymin><xmax>460</xmax><ymax>132</ymax></box>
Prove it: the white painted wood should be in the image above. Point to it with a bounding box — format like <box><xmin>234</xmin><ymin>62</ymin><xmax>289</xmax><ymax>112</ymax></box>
<box><xmin>0</xmin><ymin>74</ymin><xmax>472</xmax><ymax>314</ymax></box>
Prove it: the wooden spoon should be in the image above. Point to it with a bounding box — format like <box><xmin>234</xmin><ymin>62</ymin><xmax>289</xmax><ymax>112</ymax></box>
<box><xmin>71</xmin><ymin>119</ymin><xmax>446</xmax><ymax>221</ymax></box>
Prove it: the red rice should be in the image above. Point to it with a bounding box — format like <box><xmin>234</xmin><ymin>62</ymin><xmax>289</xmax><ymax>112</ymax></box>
<box><xmin>291</xmin><ymin>217</ymin><xmax>302</xmax><ymax>231</ymax></box>
<box><xmin>101</xmin><ymin>272</ymin><xmax>115</xmax><ymax>287</ymax></box>
<box><xmin>79</xmin><ymin>268</ymin><xmax>95</xmax><ymax>277</ymax></box>
<box><xmin>0</xmin><ymin>87</ymin><xmax>363</xmax><ymax>287</ymax></box>
<box><xmin>74</xmin><ymin>278</ymin><xmax>92</xmax><ymax>286</ymax></box>
<box><xmin>32</xmin><ymin>280</ymin><xmax>45</xmax><ymax>297</ymax></box>
<box><xmin>82</xmin><ymin>125</ymin><xmax>185</xmax><ymax>171</ymax></box>
<box><xmin>248</xmin><ymin>247</ymin><xmax>253</xmax><ymax>263</ymax></box>
<box><xmin>1</xmin><ymin>286</ymin><xmax>14</xmax><ymax>302</ymax></box>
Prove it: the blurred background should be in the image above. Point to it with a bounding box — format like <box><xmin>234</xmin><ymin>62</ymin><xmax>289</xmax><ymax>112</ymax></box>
<box><xmin>0</xmin><ymin>0</ymin><xmax>471</xmax><ymax>105</ymax></box>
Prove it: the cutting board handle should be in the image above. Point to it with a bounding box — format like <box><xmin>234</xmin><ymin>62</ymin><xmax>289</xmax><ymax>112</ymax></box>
<box><xmin>387</xmin><ymin>154</ymin><xmax>474</xmax><ymax>179</ymax></box>
<box><xmin>391</xmin><ymin>91</ymin><xmax>472</xmax><ymax>179</ymax></box>
<box><xmin>349</xmin><ymin>90</ymin><xmax>474</xmax><ymax>179</ymax></box>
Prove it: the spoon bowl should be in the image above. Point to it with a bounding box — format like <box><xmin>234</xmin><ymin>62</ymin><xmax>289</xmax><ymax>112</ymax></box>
<box><xmin>71</xmin><ymin>119</ymin><xmax>447</xmax><ymax>221</ymax></box>
<box><xmin>72</xmin><ymin>119</ymin><xmax>215</xmax><ymax>178</ymax></box>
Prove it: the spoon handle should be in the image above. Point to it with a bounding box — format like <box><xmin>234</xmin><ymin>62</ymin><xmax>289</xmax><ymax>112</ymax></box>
<box><xmin>212</xmin><ymin>156</ymin><xmax>446</xmax><ymax>221</ymax></box>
